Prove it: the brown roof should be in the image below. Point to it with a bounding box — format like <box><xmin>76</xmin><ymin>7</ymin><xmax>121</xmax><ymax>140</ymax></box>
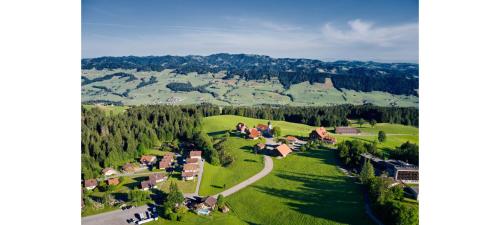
<box><xmin>163</xmin><ymin>152</ymin><xmax>175</xmax><ymax>158</ymax></box>
<box><xmin>276</xmin><ymin>144</ymin><xmax>292</xmax><ymax>157</ymax></box>
<box><xmin>313</xmin><ymin>127</ymin><xmax>329</xmax><ymax>138</ymax></box>
<box><xmin>255</xmin><ymin>143</ymin><xmax>266</xmax><ymax>149</ymax></box>
<box><xmin>159</xmin><ymin>161</ymin><xmax>171</xmax><ymax>169</ymax></box>
<box><xmin>182</xmin><ymin>171</ymin><xmax>196</xmax><ymax>177</ymax></box>
<box><xmin>183</xmin><ymin>163</ymin><xmax>199</xmax><ymax>171</ymax></box>
<box><xmin>203</xmin><ymin>196</ymin><xmax>217</xmax><ymax>208</ymax></box>
<box><xmin>107</xmin><ymin>178</ymin><xmax>120</xmax><ymax>185</ymax></box>
<box><xmin>84</xmin><ymin>179</ymin><xmax>97</xmax><ymax>187</ymax></box>
<box><xmin>161</xmin><ymin>154</ymin><xmax>174</xmax><ymax>163</ymax></box>
<box><xmin>149</xmin><ymin>173</ymin><xmax>165</xmax><ymax>181</ymax></box>
<box><xmin>186</xmin><ymin>158</ymin><xmax>199</xmax><ymax>164</ymax></box>
<box><xmin>248</xmin><ymin>128</ymin><xmax>261</xmax><ymax>139</ymax></box>
<box><xmin>122</xmin><ymin>163</ymin><xmax>135</xmax><ymax>172</ymax></box>
<box><xmin>101</xmin><ymin>167</ymin><xmax>116</xmax><ymax>174</ymax></box>
<box><xmin>335</xmin><ymin>127</ymin><xmax>360</xmax><ymax>134</ymax></box>
<box><xmin>140</xmin><ymin>180</ymin><xmax>156</xmax><ymax>189</ymax></box>
<box><xmin>256</xmin><ymin>124</ymin><xmax>268</xmax><ymax>131</ymax></box>
<box><xmin>140</xmin><ymin>155</ymin><xmax>157</xmax><ymax>163</ymax></box>
<box><xmin>190</xmin><ymin>151</ymin><xmax>202</xmax><ymax>157</ymax></box>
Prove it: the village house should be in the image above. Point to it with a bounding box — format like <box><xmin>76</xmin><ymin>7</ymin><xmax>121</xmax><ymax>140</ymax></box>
<box><xmin>190</xmin><ymin>150</ymin><xmax>202</xmax><ymax>160</ymax></box>
<box><xmin>149</xmin><ymin>173</ymin><xmax>166</xmax><ymax>183</ymax></box>
<box><xmin>84</xmin><ymin>179</ymin><xmax>97</xmax><ymax>190</ymax></box>
<box><xmin>247</xmin><ymin>128</ymin><xmax>261</xmax><ymax>140</ymax></box>
<box><xmin>101</xmin><ymin>167</ymin><xmax>117</xmax><ymax>176</ymax></box>
<box><xmin>334</xmin><ymin>126</ymin><xmax>361</xmax><ymax>134</ymax></box>
<box><xmin>140</xmin><ymin>180</ymin><xmax>157</xmax><ymax>190</ymax></box>
<box><xmin>183</xmin><ymin>163</ymin><xmax>199</xmax><ymax>173</ymax></box>
<box><xmin>196</xmin><ymin>196</ymin><xmax>217</xmax><ymax>215</ymax></box>
<box><xmin>275</xmin><ymin>144</ymin><xmax>292</xmax><ymax>157</ymax></box>
<box><xmin>158</xmin><ymin>153</ymin><xmax>174</xmax><ymax>169</ymax></box>
<box><xmin>235</xmin><ymin>122</ymin><xmax>247</xmax><ymax>133</ymax></box>
<box><xmin>182</xmin><ymin>171</ymin><xmax>196</xmax><ymax>181</ymax></box>
<box><xmin>140</xmin><ymin>155</ymin><xmax>157</xmax><ymax>166</ymax></box>
<box><xmin>256</xmin><ymin>121</ymin><xmax>273</xmax><ymax>137</ymax></box>
<box><xmin>186</xmin><ymin>158</ymin><xmax>199</xmax><ymax>164</ymax></box>
<box><xmin>309</xmin><ymin>127</ymin><xmax>336</xmax><ymax>144</ymax></box>
<box><xmin>107</xmin><ymin>178</ymin><xmax>120</xmax><ymax>186</ymax></box>
<box><xmin>122</xmin><ymin>163</ymin><xmax>136</xmax><ymax>173</ymax></box>
<box><xmin>254</xmin><ymin>143</ymin><xmax>266</xmax><ymax>153</ymax></box>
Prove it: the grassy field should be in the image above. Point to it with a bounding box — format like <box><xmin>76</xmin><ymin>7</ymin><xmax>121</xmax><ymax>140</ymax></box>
<box><xmin>82</xmin><ymin>104</ymin><xmax>128</xmax><ymax>115</ymax></box>
<box><xmin>81</xmin><ymin>69</ymin><xmax>418</xmax><ymax>107</ymax></box>
<box><xmin>198</xmin><ymin>137</ymin><xmax>264</xmax><ymax>196</ymax></box>
<box><xmin>225</xmin><ymin>148</ymin><xmax>374</xmax><ymax>225</ymax></box>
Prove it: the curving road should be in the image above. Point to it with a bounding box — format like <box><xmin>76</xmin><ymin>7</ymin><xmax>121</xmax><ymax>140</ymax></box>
<box><xmin>213</xmin><ymin>155</ymin><xmax>273</xmax><ymax>198</ymax></box>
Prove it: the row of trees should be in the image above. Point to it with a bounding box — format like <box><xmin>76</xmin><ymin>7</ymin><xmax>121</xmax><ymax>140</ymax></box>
<box><xmin>221</xmin><ymin>104</ymin><xmax>418</xmax><ymax>127</ymax></box>
<box><xmin>360</xmin><ymin>161</ymin><xmax>419</xmax><ymax>225</ymax></box>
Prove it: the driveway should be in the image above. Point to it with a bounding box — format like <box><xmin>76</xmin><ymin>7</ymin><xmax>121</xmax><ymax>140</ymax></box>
<box><xmin>213</xmin><ymin>155</ymin><xmax>273</xmax><ymax>198</ymax></box>
<box><xmin>82</xmin><ymin>205</ymin><xmax>149</xmax><ymax>225</ymax></box>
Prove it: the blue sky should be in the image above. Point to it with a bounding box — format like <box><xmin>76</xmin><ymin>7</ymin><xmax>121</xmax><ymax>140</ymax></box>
<box><xmin>82</xmin><ymin>0</ymin><xmax>418</xmax><ymax>62</ymax></box>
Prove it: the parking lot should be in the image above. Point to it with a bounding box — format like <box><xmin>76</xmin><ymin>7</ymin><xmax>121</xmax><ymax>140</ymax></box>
<box><xmin>81</xmin><ymin>205</ymin><xmax>156</xmax><ymax>225</ymax></box>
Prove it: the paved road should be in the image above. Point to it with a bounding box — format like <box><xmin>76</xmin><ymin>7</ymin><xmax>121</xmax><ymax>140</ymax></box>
<box><xmin>184</xmin><ymin>159</ymin><xmax>204</xmax><ymax>198</ymax></box>
<box><xmin>213</xmin><ymin>155</ymin><xmax>273</xmax><ymax>198</ymax></box>
<box><xmin>82</xmin><ymin>205</ymin><xmax>149</xmax><ymax>225</ymax></box>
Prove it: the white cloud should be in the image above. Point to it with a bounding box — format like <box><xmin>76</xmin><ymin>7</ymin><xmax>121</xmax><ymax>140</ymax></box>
<box><xmin>83</xmin><ymin>18</ymin><xmax>418</xmax><ymax>62</ymax></box>
<box><xmin>321</xmin><ymin>19</ymin><xmax>418</xmax><ymax>47</ymax></box>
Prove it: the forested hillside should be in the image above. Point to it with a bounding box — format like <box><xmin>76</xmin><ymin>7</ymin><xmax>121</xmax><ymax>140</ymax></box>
<box><xmin>82</xmin><ymin>53</ymin><xmax>418</xmax><ymax>96</ymax></box>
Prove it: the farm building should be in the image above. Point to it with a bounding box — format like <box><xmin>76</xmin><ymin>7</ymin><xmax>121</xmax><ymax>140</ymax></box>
<box><xmin>140</xmin><ymin>155</ymin><xmax>157</xmax><ymax>166</ymax></box>
<box><xmin>149</xmin><ymin>173</ymin><xmax>166</xmax><ymax>183</ymax></box>
<box><xmin>334</xmin><ymin>127</ymin><xmax>360</xmax><ymax>134</ymax></box>
<box><xmin>107</xmin><ymin>178</ymin><xmax>120</xmax><ymax>186</ymax></box>
<box><xmin>197</xmin><ymin>196</ymin><xmax>217</xmax><ymax>210</ymax></box>
<box><xmin>286</xmin><ymin>136</ymin><xmax>299</xmax><ymax>143</ymax></box>
<box><xmin>275</xmin><ymin>144</ymin><xmax>292</xmax><ymax>157</ymax></box>
<box><xmin>84</xmin><ymin>179</ymin><xmax>97</xmax><ymax>190</ymax></box>
<box><xmin>101</xmin><ymin>167</ymin><xmax>117</xmax><ymax>176</ymax></box>
<box><xmin>247</xmin><ymin>128</ymin><xmax>261</xmax><ymax>140</ymax></box>
<box><xmin>190</xmin><ymin>151</ymin><xmax>202</xmax><ymax>159</ymax></box>
<box><xmin>182</xmin><ymin>171</ymin><xmax>196</xmax><ymax>181</ymax></box>
<box><xmin>309</xmin><ymin>127</ymin><xmax>336</xmax><ymax>144</ymax></box>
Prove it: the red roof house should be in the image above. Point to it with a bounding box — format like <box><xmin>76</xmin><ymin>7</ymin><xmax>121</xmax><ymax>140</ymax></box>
<box><xmin>276</xmin><ymin>144</ymin><xmax>292</xmax><ymax>157</ymax></box>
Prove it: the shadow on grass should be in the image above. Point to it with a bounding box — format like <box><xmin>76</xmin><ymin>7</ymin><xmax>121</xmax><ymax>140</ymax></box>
<box><xmin>253</xmin><ymin>171</ymin><xmax>370</xmax><ymax>224</ymax></box>
<box><xmin>211</xmin><ymin>185</ymin><xmax>223</xmax><ymax>189</ymax></box>
<box><xmin>243</xmin><ymin>159</ymin><xmax>258</xmax><ymax>163</ymax></box>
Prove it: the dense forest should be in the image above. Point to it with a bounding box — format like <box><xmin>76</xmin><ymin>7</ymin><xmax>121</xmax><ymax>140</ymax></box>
<box><xmin>221</xmin><ymin>104</ymin><xmax>418</xmax><ymax>126</ymax></box>
<box><xmin>81</xmin><ymin>104</ymin><xmax>221</xmax><ymax>179</ymax></box>
<box><xmin>82</xmin><ymin>53</ymin><xmax>418</xmax><ymax>95</ymax></box>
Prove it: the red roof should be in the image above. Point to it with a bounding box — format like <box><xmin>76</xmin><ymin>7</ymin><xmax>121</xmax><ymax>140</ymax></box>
<box><xmin>122</xmin><ymin>163</ymin><xmax>136</xmax><ymax>172</ymax></box>
<box><xmin>140</xmin><ymin>155</ymin><xmax>157</xmax><ymax>163</ymax></box>
<box><xmin>255</xmin><ymin>143</ymin><xmax>266</xmax><ymax>149</ymax></box>
<box><xmin>149</xmin><ymin>173</ymin><xmax>165</xmax><ymax>181</ymax></box>
<box><xmin>286</xmin><ymin>136</ymin><xmax>298</xmax><ymax>141</ymax></box>
<box><xmin>256</xmin><ymin>124</ymin><xmax>268</xmax><ymax>131</ymax></box>
<box><xmin>183</xmin><ymin>163</ymin><xmax>199</xmax><ymax>171</ymax></box>
<box><xmin>248</xmin><ymin>128</ymin><xmax>261</xmax><ymax>139</ymax></box>
<box><xmin>276</xmin><ymin>144</ymin><xmax>292</xmax><ymax>157</ymax></box>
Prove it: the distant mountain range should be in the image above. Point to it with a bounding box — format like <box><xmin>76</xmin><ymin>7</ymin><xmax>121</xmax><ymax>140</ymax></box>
<box><xmin>82</xmin><ymin>53</ymin><xmax>418</xmax><ymax>96</ymax></box>
<box><xmin>81</xmin><ymin>54</ymin><xmax>418</xmax><ymax>107</ymax></box>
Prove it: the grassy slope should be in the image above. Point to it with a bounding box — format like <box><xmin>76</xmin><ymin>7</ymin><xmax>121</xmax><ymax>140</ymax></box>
<box><xmin>198</xmin><ymin>137</ymin><xmax>264</xmax><ymax>196</ymax></box>
<box><xmin>226</xmin><ymin>148</ymin><xmax>374</xmax><ymax>225</ymax></box>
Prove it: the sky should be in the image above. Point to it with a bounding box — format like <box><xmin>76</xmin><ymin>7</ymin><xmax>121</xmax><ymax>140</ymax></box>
<box><xmin>82</xmin><ymin>0</ymin><xmax>418</xmax><ymax>62</ymax></box>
